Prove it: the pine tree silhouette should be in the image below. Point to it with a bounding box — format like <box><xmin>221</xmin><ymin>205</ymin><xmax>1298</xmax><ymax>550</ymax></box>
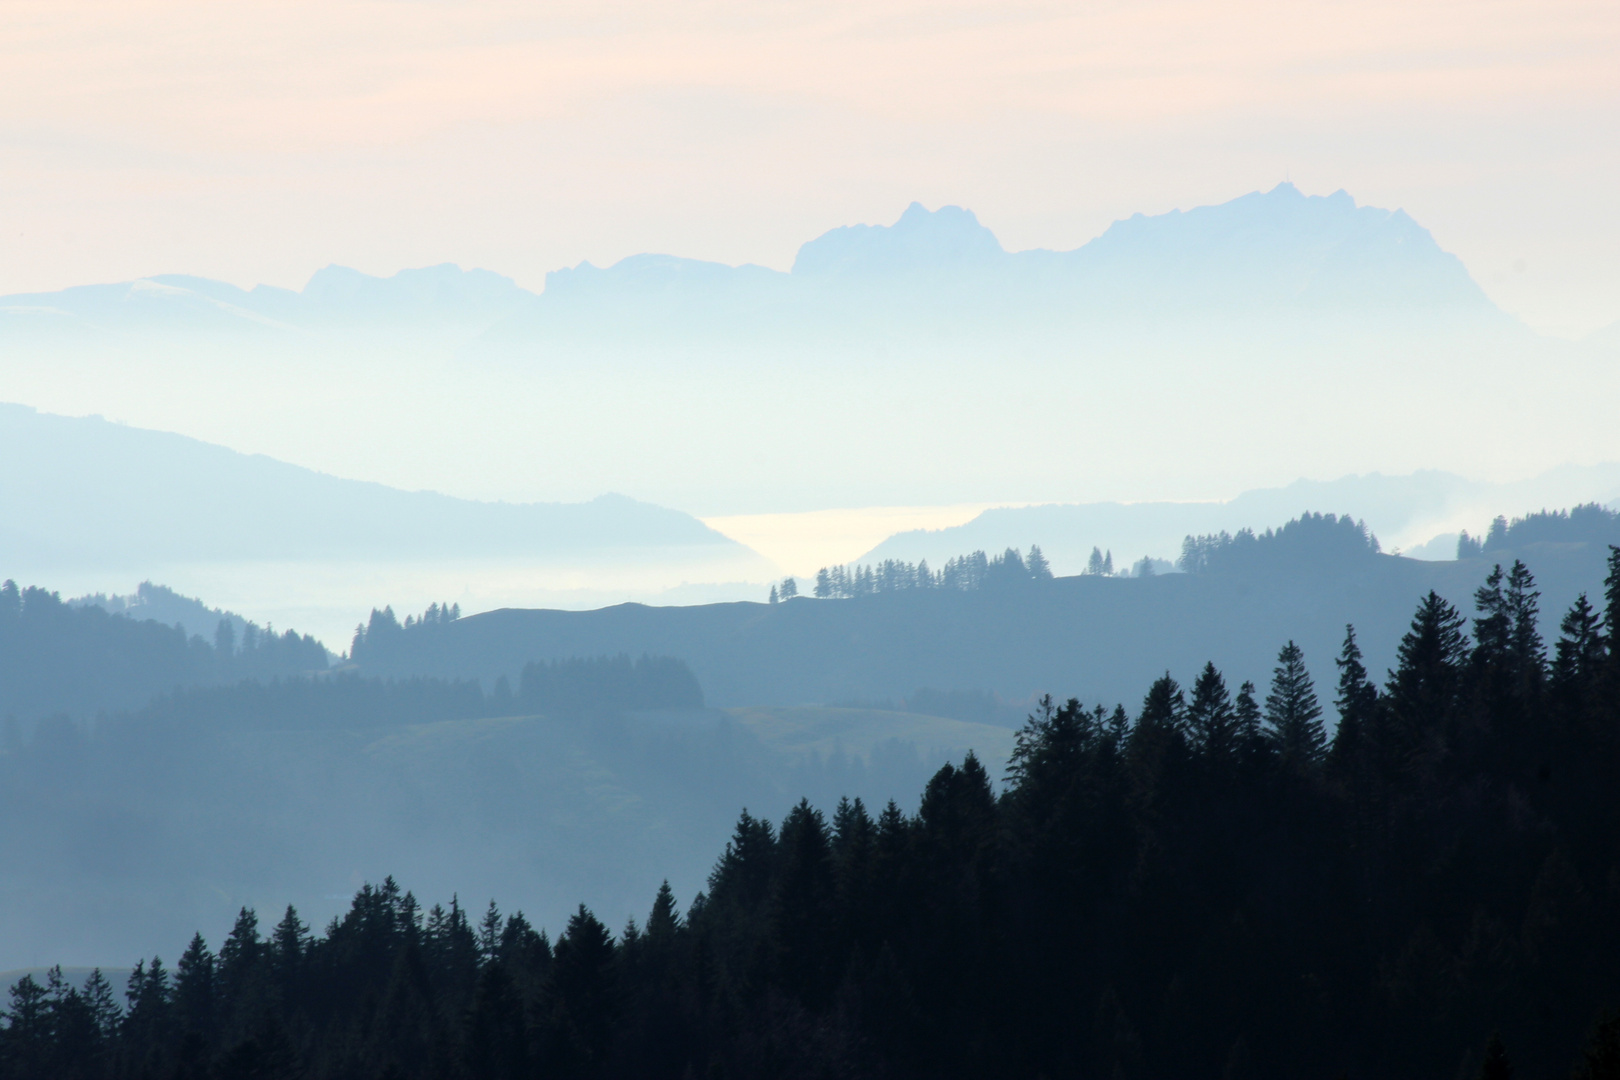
<box><xmin>1264</xmin><ymin>641</ymin><xmax>1325</xmax><ymax>770</ymax></box>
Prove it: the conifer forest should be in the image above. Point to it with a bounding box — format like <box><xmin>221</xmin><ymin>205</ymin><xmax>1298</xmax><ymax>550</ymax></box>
<box><xmin>9</xmin><ymin>4</ymin><xmax>1619</xmax><ymax>1075</ymax></box>
<box><xmin>5</xmin><ymin>552</ymin><xmax>1620</xmax><ymax>1079</ymax></box>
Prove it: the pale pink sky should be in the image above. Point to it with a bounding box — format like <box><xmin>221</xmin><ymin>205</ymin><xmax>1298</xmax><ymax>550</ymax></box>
<box><xmin>2</xmin><ymin>0</ymin><xmax>1617</xmax><ymax>334</ymax></box>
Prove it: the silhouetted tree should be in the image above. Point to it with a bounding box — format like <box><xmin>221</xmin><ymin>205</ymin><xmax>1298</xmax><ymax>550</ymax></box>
<box><xmin>1264</xmin><ymin>641</ymin><xmax>1325</xmax><ymax>770</ymax></box>
<box><xmin>1187</xmin><ymin>662</ymin><xmax>1238</xmax><ymax>763</ymax></box>
<box><xmin>1330</xmin><ymin>624</ymin><xmax>1378</xmax><ymax>773</ymax></box>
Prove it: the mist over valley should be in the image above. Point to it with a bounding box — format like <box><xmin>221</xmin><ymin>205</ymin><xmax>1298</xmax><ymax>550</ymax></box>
<box><xmin>4</xmin><ymin>177</ymin><xmax>1620</xmax><ymax>1078</ymax></box>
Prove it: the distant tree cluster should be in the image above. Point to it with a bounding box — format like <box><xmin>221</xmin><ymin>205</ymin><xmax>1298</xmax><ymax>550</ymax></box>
<box><xmin>8</xmin><ymin>553</ymin><xmax>1620</xmax><ymax>1078</ymax></box>
<box><xmin>210</xmin><ymin>618</ymin><xmax>331</xmax><ymax>683</ymax></box>
<box><xmin>1460</xmin><ymin>503</ymin><xmax>1620</xmax><ymax>558</ymax></box>
<box><xmin>0</xmin><ymin>580</ymin><xmax>326</xmax><ymax>724</ymax></box>
<box><xmin>349</xmin><ymin>602</ymin><xmax>462</xmax><ymax>661</ymax></box>
<box><xmin>812</xmin><ymin>545</ymin><xmax>1052</xmax><ymax>598</ymax></box>
<box><xmin>1178</xmin><ymin>511</ymin><xmax>1380</xmax><ymax>574</ymax></box>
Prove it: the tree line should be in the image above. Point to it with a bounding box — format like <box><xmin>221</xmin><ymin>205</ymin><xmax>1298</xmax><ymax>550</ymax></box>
<box><xmin>1178</xmin><ymin>511</ymin><xmax>1380</xmax><ymax>574</ymax></box>
<box><xmin>349</xmin><ymin>601</ymin><xmax>462</xmax><ymax>662</ymax></box>
<box><xmin>5</xmin><ymin>553</ymin><xmax>1620</xmax><ymax>1077</ymax></box>
<box><xmin>1460</xmin><ymin>503</ymin><xmax>1620</xmax><ymax>559</ymax></box>
<box><xmin>812</xmin><ymin>546</ymin><xmax>1053</xmax><ymax>598</ymax></box>
<box><xmin>811</xmin><ymin>512</ymin><xmax>1384</xmax><ymax>598</ymax></box>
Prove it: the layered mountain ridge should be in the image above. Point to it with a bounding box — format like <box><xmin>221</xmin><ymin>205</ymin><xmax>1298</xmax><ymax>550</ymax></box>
<box><xmin>0</xmin><ymin>404</ymin><xmax>755</xmax><ymax>568</ymax></box>
<box><xmin>0</xmin><ymin>183</ymin><xmax>1504</xmax><ymax>344</ymax></box>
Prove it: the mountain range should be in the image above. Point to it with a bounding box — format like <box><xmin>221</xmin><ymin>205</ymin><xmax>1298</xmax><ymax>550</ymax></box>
<box><xmin>0</xmin><ymin>184</ymin><xmax>1506</xmax><ymax>347</ymax></box>
<box><xmin>3</xmin><ymin>183</ymin><xmax>1614</xmax><ymax>518</ymax></box>
<box><xmin>509</xmin><ymin>184</ymin><xmax>1503</xmax><ymax>343</ymax></box>
<box><xmin>0</xmin><ymin>405</ymin><xmax>771</xmax><ymax>634</ymax></box>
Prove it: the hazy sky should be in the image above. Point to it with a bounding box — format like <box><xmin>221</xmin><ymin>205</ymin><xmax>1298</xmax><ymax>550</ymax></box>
<box><xmin>2</xmin><ymin>0</ymin><xmax>1616</xmax><ymax>336</ymax></box>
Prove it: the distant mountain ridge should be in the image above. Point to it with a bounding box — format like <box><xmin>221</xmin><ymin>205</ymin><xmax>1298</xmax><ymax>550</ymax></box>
<box><xmin>0</xmin><ymin>184</ymin><xmax>1504</xmax><ymax>346</ymax></box>
<box><xmin>0</xmin><ymin>404</ymin><xmax>757</xmax><ymax>569</ymax></box>
<box><xmin>0</xmin><ymin>184</ymin><xmax>1564</xmax><ymax>520</ymax></box>
<box><xmin>0</xmin><ymin>264</ymin><xmax>534</xmax><ymax>339</ymax></box>
<box><xmin>494</xmin><ymin>183</ymin><xmax>1504</xmax><ymax>345</ymax></box>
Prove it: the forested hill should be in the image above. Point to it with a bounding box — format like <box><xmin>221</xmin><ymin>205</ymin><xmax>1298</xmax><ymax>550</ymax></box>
<box><xmin>347</xmin><ymin>513</ymin><xmax>1618</xmax><ymax>711</ymax></box>
<box><xmin>5</xmin><ymin>555</ymin><xmax>1620</xmax><ymax>1079</ymax></box>
<box><xmin>0</xmin><ymin>582</ymin><xmax>327</xmax><ymax>723</ymax></box>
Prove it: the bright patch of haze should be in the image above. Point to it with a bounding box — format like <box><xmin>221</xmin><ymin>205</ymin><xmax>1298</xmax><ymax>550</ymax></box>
<box><xmin>703</xmin><ymin>504</ymin><xmax>1021</xmax><ymax>578</ymax></box>
<box><xmin>1</xmin><ymin>0</ymin><xmax>1617</xmax><ymax>337</ymax></box>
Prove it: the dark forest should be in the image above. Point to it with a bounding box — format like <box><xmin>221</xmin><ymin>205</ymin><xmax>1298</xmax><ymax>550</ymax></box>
<box><xmin>5</xmin><ymin>551</ymin><xmax>1620</xmax><ymax>1079</ymax></box>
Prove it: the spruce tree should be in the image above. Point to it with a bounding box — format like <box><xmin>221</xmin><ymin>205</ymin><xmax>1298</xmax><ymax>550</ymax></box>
<box><xmin>1137</xmin><ymin>673</ymin><xmax>1185</xmax><ymax>734</ymax></box>
<box><xmin>218</xmin><ymin>908</ymin><xmax>262</xmax><ymax>997</ymax></box>
<box><xmin>772</xmin><ymin>799</ymin><xmax>837</xmax><ymax>1005</ymax></box>
<box><xmin>1506</xmin><ymin>559</ymin><xmax>1545</xmax><ymax>690</ymax></box>
<box><xmin>709</xmin><ymin>809</ymin><xmax>778</xmax><ymax>912</ymax></box>
<box><xmin>4</xmin><ymin>974</ymin><xmax>49</xmax><ymax>1073</ymax></box>
<box><xmin>44</xmin><ymin>968</ymin><xmax>102</xmax><ymax>1076</ymax></box>
<box><xmin>1264</xmin><ymin>641</ymin><xmax>1325</xmax><ymax>770</ymax></box>
<box><xmin>1234</xmin><ymin>680</ymin><xmax>1265</xmax><ymax>760</ymax></box>
<box><xmin>1473</xmin><ymin>564</ymin><xmax>1511</xmax><ymax>666</ymax></box>
<box><xmin>1331</xmin><ymin>624</ymin><xmax>1378</xmax><ymax>769</ymax></box>
<box><xmin>1386</xmin><ymin>590</ymin><xmax>1469</xmax><ymax>763</ymax></box>
<box><xmin>548</xmin><ymin>906</ymin><xmax>619</xmax><ymax>1075</ymax></box>
<box><xmin>832</xmin><ymin>795</ymin><xmax>875</xmax><ymax>867</ymax></box>
<box><xmin>81</xmin><ymin>968</ymin><xmax>121</xmax><ymax>1039</ymax></box>
<box><xmin>1130</xmin><ymin>674</ymin><xmax>1188</xmax><ymax>799</ymax></box>
<box><xmin>1595</xmin><ymin>544</ymin><xmax>1620</xmax><ymax>709</ymax></box>
<box><xmin>1552</xmin><ymin>593</ymin><xmax>1605</xmax><ymax>701</ymax></box>
<box><xmin>478</xmin><ymin>900</ymin><xmax>503</xmax><ymax>964</ymax></box>
<box><xmin>123</xmin><ymin>956</ymin><xmax>172</xmax><ymax>1052</ymax></box>
<box><xmin>1028</xmin><ymin>545</ymin><xmax>1053</xmax><ymax>580</ymax></box>
<box><xmin>174</xmin><ymin>932</ymin><xmax>217</xmax><ymax>1038</ymax></box>
<box><xmin>1187</xmin><ymin>662</ymin><xmax>1237</xmax><ymax>762</ymax></box>
<box><xmin>1107</xmin><ymin>703</ymin><xmax>1131</xmax><ymax>746</ymax></box>
<box><xmin>646</xmin><ymin>881</ymin><xmax>681</xmax><ymax>941</ymax></box>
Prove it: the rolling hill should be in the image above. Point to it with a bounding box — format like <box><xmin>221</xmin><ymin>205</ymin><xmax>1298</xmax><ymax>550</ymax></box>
<box><xmin>342</xmin><ymin>528</ymin><xmax>1615</xmax><ymax>716</ymax></box>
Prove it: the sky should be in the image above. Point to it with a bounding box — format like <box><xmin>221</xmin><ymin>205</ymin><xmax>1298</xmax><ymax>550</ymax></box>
<box><xmin>2</xmin><ymin>0</ymin><xmax>1618</xmax><ymax>338</ymax></box>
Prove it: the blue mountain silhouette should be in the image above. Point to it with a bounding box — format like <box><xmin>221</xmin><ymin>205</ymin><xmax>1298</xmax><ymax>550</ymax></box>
<box><xmin>0</xmin><ymin>184</ymin><xmax>1501</xmax><ymax>346</ymax></box>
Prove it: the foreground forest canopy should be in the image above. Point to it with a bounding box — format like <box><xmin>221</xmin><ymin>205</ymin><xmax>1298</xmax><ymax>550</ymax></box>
<box><xmin>5</xmin><ymin>554</ymin><xmax>1620</xmax><ymax>1079</ymax></box>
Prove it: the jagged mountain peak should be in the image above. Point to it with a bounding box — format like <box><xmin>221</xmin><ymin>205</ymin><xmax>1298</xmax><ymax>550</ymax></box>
<box><xmin>792</xmin><ymin>201</ymin><xmax>1004</xmax><ymax>277</ymax></box>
